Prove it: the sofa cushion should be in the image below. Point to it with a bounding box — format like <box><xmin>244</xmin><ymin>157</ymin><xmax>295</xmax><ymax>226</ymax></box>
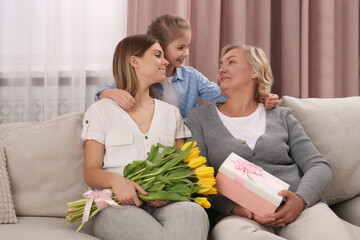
<box><xmin>279</xmin><ymin>96</ymin><xmax>360</xmax><ymax>205</ymax></box>
<box><xmin>341</xmin><ymin>219</ymin><xmax>360</xmax><ymax>239</ymax></box>
<box><xmin>0</xmin><ymin>145</ymin><xmax>17</xmax><ymax>223</ymax></box>
<box><xmin>0</xmin><ymin>217</ymin><xmax>98</xmax><ymax>240</ymax></box>
<box><xmin>331</xmin><ymin>195</ymin><xmax>360</xmax><ymax>227</ymax></box>
<box><xmin>0</xmin><ymin>112</ymin><xmax>88</xmax><ymax>217</ymax></box>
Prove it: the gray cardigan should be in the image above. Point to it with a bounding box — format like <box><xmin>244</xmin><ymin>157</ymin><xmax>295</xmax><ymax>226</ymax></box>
<box><xmin>186</xmin><ymin>104</ymin><xmax>331</xmax><ymax>216</ymax></box>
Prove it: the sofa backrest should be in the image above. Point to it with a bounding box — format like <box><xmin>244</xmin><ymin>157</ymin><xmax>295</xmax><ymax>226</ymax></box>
<box><xmin>0</xmin><ymin>112</ymin><xmax>87</xmax><ymax>217</ymax></box>
<box><xmin>279</xmin><ymin>96</ymin><xmax>360</xmax><ymax>205</ymax></box>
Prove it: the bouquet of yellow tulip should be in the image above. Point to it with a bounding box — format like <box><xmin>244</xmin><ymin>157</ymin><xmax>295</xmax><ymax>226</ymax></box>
<box><xmin>66</xmin><ymin>141</ymin><xmax>217</xmax><ymax>232</ymax></box>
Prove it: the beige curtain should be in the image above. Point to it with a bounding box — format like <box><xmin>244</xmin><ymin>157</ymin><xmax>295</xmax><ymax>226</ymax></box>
<box><xmin>128</xmin><ymin>0</ymin><xmax>359</xmax><ymax>98</ymax></box>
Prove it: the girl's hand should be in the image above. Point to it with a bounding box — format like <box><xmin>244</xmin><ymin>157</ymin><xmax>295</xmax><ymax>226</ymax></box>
<box><xmin>263</xmin><ymin>190</ymin><xmax>306</xmax><ymax>227</ymax></box>
<box><xmin>264</xmin><ymin>93</ymin><xmax>279</xmax><ymax>109</ymax></box>
<box><xmin>99</xmin><ymin>89</ymin><xmax>137</xmax><ymax>111</ymax></box>
<box><xmin>147</xmin><ymin>200</ymin><xmax>168</xmax><ymax>208</ymax></box>
<box><xmin>112</xmin><ymin>177</ymin><xmax>148</xmax><ymax>206</ymax></box>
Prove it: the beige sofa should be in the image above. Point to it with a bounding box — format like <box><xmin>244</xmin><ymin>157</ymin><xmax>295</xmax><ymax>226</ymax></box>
<box><xmin>0</xmin><ymin>96</ymin><xmax>359</xmax><ymax>239</ymax></box>
<box><xmin>0</xmin><ymin>112</ymin><xmax>98</xmax><ymax>239</ymax></box>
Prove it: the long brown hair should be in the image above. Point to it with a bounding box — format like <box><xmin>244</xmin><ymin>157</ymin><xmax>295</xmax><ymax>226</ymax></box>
<box><xmin>112</xmin><ymin>34</ymin><xmax>159</xmax><ymax>97</ymax></box>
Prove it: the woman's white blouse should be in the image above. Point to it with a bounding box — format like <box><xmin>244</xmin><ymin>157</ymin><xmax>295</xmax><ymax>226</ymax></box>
<box><xmin>81</xmin><ymin>99</ymin><xmax>191</xmax><ymax>175</ymax></box>
<box><xmin>216</xmin><ymin>103</ymin><xmax>266</xmax><ymax>150</ymax></box>
<box><xmin>161</xmin><ymin>76</ymin><xmax>180</xmax><ymax>108</ymax></box>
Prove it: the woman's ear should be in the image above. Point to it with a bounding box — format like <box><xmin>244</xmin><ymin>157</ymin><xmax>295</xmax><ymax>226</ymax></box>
<box><xmin>252</xmin><ymin>72</ymin><xmax>258</xmax><ymax>79</ymax></box>
<box><xmin>129</xmin><ymin>56</ymin><xmax>139</xmax><ymax>68</ymax></box>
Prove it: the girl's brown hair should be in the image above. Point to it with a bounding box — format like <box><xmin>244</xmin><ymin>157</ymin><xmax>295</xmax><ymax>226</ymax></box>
<box><xmin>112</xmin><ymin>34</ymin><xmax>159</xmax><ymax>97</ymax></box>
<box><xmin>147</xmin><ymin>14</ymin><xmax>191</xmax><ymax>48</ymax></box>
<box><xmin>221</xmin><ymin>44</ymin><xmax>274</xmax><ymax>103</ymax></box>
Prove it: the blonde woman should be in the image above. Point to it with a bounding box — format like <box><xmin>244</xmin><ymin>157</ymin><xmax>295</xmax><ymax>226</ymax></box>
<box><xmin>82</xmin><ymin>34</ymin><xmax>209</xmax><ymax>240</ymax></box>
<box><xmin>186</xmin><ymin>45</ymin><xmax>353</xmax><ymax>239</ymax></box>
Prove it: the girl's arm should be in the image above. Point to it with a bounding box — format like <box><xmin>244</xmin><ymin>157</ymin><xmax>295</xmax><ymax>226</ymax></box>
<box><xmin>193</xmin><ymin>69</ymin><xmax>226</xmax><ymax>103</ymax></box>
<box><xmin>94</xmin><ymin>83</ymin><xmax>116</xmax><ymax>101</ymax></box>
<box><xmin>94</xmin><ymin>83</ymin><xmax>137</xmax><ymax>111</ymax></box>
<box><xmin>84</xmin><ymin>139</ymin><xmax>147</xmax><ymax>206</ymax></box>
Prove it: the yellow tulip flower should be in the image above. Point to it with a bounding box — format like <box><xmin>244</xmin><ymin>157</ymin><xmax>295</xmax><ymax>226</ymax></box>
<box><xmin>194</xmin><ymin>197</ymin><xmax>211</xmax><ymax>209</ymax></box>
<box><xmin>201</xmin><ymin>187</ymin><xmax>217</xmax><ymax>195</ymax></box>
<box><xmin>196</xmin><ymin>185</ymin><xmax>212</xmax><ymax>194</ymax></box>
<box><xmin>195</xmin><ymin>166</ymin><xmax>215</xmax><ymax>178</ymax></box>
<box><xmin>197</xmin><ymin>178</ymin><xmax>216</xmax><ymax>186</ymax></box>
<box><xmin>182</xmin><ymin>147</ymin><xmax>201</xmax><ymax>163</ymax></box>
<box><xmin>67</xmin><ymin>140</ymin><xmax>217</xmax><ymax>232</ymax></box>
<box><xmin>181</xmin><ymin>141</ymin><xmax>197</xmax><ymax>151</ymax></box>
<box><xmin>188</xmin><ymin>156</ymin><xmax>207</xmax><ymax>169</ymax></box>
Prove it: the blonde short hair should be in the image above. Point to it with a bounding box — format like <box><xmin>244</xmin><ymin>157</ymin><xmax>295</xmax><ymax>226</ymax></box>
<box><xmin>113</xmin><ymin>34</ymin><xmax>159</xmax><ymax>98</ymax></box>
<box><xmin>221</xmin><ymin>45</ymin><xmax>273</xmax><ymax>103</ymax></box>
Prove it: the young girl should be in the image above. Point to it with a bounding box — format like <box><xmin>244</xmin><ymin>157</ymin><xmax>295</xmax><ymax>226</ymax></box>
<box><xmin>82</xmin><ymin>34</ymin><xmax>209</xmax><ymax>240</ymax></box>
<box><xmin>94</xmin><ymin>14</ymin><xmax>279</xmax><ymax>118</ymax></box>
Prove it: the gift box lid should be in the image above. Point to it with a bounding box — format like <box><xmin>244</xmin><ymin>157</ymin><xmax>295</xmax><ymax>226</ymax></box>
<box><xmin>218</xmin><ymin>152</ymin><xmax>290</xmax><ymax>206</ymax></box>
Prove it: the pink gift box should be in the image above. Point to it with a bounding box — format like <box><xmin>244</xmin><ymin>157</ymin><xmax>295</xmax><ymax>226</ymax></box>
<box><xmin>215</xmin><ymin>153</ymin><xmax>290</xmax><ymax>217</ymax></box>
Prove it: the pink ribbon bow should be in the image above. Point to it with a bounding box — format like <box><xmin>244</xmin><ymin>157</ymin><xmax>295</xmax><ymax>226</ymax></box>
<box><xmin>82</xmin><ymin>189</ymin><xmax>123</xmax><ymax>224</ymax></box>
<box><xmin>231</xmin><ymin>158</ymin><xmax>283</xmax><ymax>190</ymax></box>
<box><xmin>232</xmin><ymin>159</ymin><xmax>264</xmax><ymax>180</ymax></box>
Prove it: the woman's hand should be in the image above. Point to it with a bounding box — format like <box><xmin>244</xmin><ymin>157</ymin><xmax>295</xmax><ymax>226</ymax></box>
<box><xmin>99</xmin><ymin>89</ymin><xmax>137</xmax><ymax>111</ymax></box>
<box><xmin>112</xmin><ymin>176</ymin><xmax>148</xmax><ymax>206</ymax></box>
<box><xmin>264</xmin><ymin>190</ymin><xmax>306</xmax><ymax>227</ymax></box>
<box><xmin>232</xmin><ymin>190</ymin><xmax>305</xmax><ymax>228</ymax></box>
<box><xmin>233</xmin><ymin>204</ymin><xmax>277</xmax><ymax>225</ymax></box>
<box><xmin>264</xmin><ymin>93</ymin><xmax>279</xmax><ymax>109</ymax></box>
<box><xmin>147</xmin><ymin>200</ymin><xmax>168</xmax><ymax>208</ymax></box>
<box><xmin>232</xmin><ymin>204</ymin><xmax>254</xmax><ymax>220</ymax></box>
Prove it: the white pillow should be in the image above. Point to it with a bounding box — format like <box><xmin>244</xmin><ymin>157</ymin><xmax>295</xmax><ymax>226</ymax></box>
<box><xmin>0</xmin><ymin>112</ymin><xmax>88</xmax><ymax>217</ymax></box>
<box><xmin>279</xmin><ymin>96</ymin><xmax>360</xmax><ymax>205</ymax></box>
<box><xmin>0</xmin><ymin>145</ymin><xmax>17</xmax><ymax>223</ymax></box>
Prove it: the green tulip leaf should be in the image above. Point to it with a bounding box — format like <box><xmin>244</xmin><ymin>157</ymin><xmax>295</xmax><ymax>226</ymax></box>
<box><xmin>138</xmin><ymin>191</ymin><xmax>190</xmax><ymax>202</ymax></box>
<box><xmin>123</xmin><ymin>160</ymin><xmax>146</xmax><ymax>178</ymax></box>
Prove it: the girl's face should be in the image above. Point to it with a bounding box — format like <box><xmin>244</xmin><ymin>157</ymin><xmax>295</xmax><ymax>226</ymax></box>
<box><xmin>163</xmin><ymin>31</ymin><xmax>191</xmax><ymax>76</ymax></box>
<box><xmin>135</xmin><ymin>42</ymin><xmax>169</xmax><ymax>85</ymax></box>
<box><xmin>218</xmin><ymin>48</ymin><xmax>256</xmax><ymax>94</ymax></box>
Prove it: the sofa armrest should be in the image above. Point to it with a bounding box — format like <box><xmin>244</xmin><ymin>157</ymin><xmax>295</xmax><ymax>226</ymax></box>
<box><xmin>279</xmin><ymin>96</ymin><xmax>360</xmax><ymax>205</ymax></box>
